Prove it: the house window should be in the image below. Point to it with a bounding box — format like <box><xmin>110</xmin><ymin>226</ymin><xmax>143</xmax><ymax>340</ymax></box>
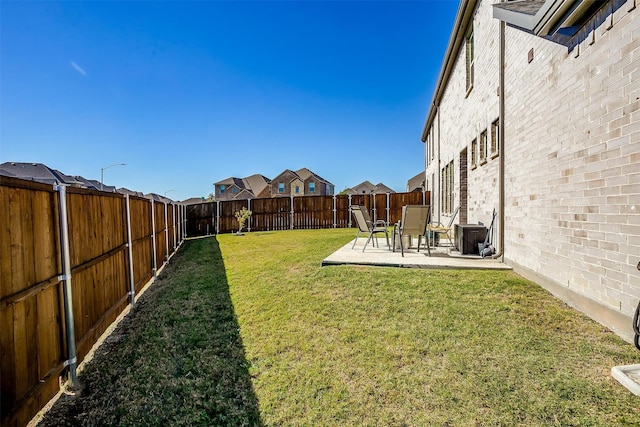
<box><xmin>232</xmin><ymin>187</ymin><xmax>237</xmax><ymax>193</ymax></box>
<box><xmin>309</xmin><ymin>182</ymin><xmax>315</xmax><ymax>192</ymax></box>
<box><xmin>480</xmin><ymin>129</ymin><xmax>488</xmax><ymax>164</ymax></box>
<box><xmin>465</xmin><ymin>25</ymin><xmax>474</xmax><ymax>92</ymax></box>
<box><xmin>219</xmin><ymin>185</ymin><xmax>225</xmax><ymax>194</ymax></box>
<box><xmin>491</xmin><ymin>118</ymin><xmax>500</xmax><ymax>157</ymax></box>
<box><xmin>278</xmin><ymin>183</ymin><xmax>284</xmax><ymax>193</ymax></box>
<box><xmin>441</xmin><ymin>160</ymin><xmax>454</xmax><ymax>214</ymax></box>
<box><xmin>471</xmin><ymin>138</ymin><xmax>478</xmax><ymax>169</ymax></box>
<box><xmin>295</xmin><ymin>185</ymin><xmax>300</xmax><ymax>194</ymax></box>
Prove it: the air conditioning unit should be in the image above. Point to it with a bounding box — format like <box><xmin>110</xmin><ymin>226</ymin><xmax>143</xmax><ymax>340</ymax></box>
<box><xmin>454</xmin><ymin>224</ymin><xmax>487</xmax><ymax>255</ymax></box>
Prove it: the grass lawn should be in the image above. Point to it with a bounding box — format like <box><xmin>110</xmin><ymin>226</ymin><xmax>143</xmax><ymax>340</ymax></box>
<box><xmin>38</xmin><ymin>228</ymin><xmax>640</xmax><ymax>426</ymax></box>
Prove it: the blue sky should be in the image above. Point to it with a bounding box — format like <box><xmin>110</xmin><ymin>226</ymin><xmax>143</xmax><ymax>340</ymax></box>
<box><xmin>1</xmin><ymin>1</ymin><xmax>459</xmax><ymax>201</ymax></box>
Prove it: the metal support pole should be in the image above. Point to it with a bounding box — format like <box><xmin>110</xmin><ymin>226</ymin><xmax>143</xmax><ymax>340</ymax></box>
<box><xmin>164</xmin><ymin>202</ymin><xmax>169</xmax><ymax>261</ymax></box>
<box><xmin>247</xmin><ymin>199</ymin><xmax>252</xmax><ymax>232</ymax></box>
<box><xmin>386</xmin><ymin>193</ymin><xmax>390</xmax><ymax>225</ymax></box>
<box><xmin>290</xmin><ymin>195</ymin><xmax>294</xmax><ymax>230</ymax></box>
<box><xmin>55</xmin><ymin>185</ymin><xmax>78</xmax><ymax>388</ymax></box>
<box><xmin>150</xmin><ymin>199</ymin><xmax>157</xmax><ymax>279</ymax></box>
<box><xmin>333</xmin><ymin>195</ymin><xmax>337</xmax><ymax>228</ymax></box>
<box><xmin>125</xmin><ymin>195</ymin><xmax>136</xmax><ymax>306</ymax></box>
<box><xmin>173</xmin><ymin>204</ymin><xmax>177</xmax><ymax>250</ymax></box>
<box><xmin>371</xmin><ymin>193</ymin><xmax>377</xmax><ymax>223</ymax></box>
<box><xmin>216</xmin><ymin>201</ymin><xmax>220</xmax><ymax>234</ymax></box>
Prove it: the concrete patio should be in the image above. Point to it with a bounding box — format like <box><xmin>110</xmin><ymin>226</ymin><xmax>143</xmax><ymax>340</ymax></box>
<box><xmin>322</xmin><ymin>235</ymin><xmax>512</xmax><ymax>270</ymax></box>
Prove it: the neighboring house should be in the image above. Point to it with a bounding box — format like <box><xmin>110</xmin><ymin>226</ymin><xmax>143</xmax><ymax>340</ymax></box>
<box><xmin>270</xmin><ymin>168</ymin><xmax>334</xmax><ymax>197</ymax></box>
<box><xmin>0</xmin><ymin>162</ymin><xmax>85</xmax><ymax>187</ymax></box>
<box><xmin>344</xmin><ymin>180</ymin><xmax>396</xmax><ymax>195</ymax></box>
<box><xmin>406</xmin><ymin>173</ymin><xmax>425</xmax><ymax>193</ymax></box>
<box><xmin>421</xmin><ymin>0</ymin><xmax>639</xmax><ymax>340</ymax></box>
<box><xmin>214</xmin><ymin>174</ymin><xmax>271</xmax><ymax>201</ymax></box>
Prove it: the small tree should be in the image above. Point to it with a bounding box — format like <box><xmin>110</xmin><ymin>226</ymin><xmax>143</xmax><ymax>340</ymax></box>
<box><xmin>234</xmin><ymin>207</ymin><xmax>252</xmax><ymax>234</ymax></box>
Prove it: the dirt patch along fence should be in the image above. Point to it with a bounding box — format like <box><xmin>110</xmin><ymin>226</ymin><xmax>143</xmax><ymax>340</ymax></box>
<box><xmin>186</xmin><ymin>191</ymin><xmax>429</xmax><ymax>236</ymax></box>
<box><xmin>0</xmin><ymin>176</ymin><xmax>187</xmax><ymax>427</ymax></box>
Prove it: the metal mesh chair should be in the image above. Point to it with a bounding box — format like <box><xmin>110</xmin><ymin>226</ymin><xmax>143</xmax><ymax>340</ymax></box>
<box><xmin>393</xmin><ymin>205</ymin><xmax>431</xmax><ymax>257</ymax></box>
<box><xmin>351</xmin><ymin>205</ymin><xmax>390</xmax><ymax>252</ymax></box>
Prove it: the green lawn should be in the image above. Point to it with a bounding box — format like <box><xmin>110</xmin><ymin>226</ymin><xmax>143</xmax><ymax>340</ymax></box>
<box><xmin>38</xmin><ymin>228</ymin><xmax>640</xmax><ymax>426</ymax></box>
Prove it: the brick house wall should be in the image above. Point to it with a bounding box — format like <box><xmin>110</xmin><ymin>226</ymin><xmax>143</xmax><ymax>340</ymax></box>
<box><xmin>424</xmin><ymin>0</ymin><xmax>640</xmax><ymax>340</ymax></box>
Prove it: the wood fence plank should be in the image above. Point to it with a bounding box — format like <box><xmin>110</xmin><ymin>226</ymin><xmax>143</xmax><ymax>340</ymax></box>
<box><xmin>0</xmin><ymin>305</ymin><xmax>17</xmax><ymax>416</ymax></box>
<box><xmin>12</xmin><ymin>301</ymin><xmax>29</xmax><ymax>400</ymax></box>
<box><xmin>36</xmin><ymin>286</ymin><xmax>62</xmax><ymax>379</ymax></box>
<box><xmin>31</xmin><ymin>190</ymin><xmax>58</xmax><ymax>285</ymax></box>
<box><xmin>0</xmin><ymin>186</ymin><xmax>12</xmax><ymax>298</ymax></box>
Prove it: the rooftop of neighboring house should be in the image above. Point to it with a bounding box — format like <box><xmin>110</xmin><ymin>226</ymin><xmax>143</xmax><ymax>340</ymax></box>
<box><xmin>406</xmin><ymin>172</ymin><xmax>425</xmax><ymax>192</ymax></box>
<box><xmin>181</xmin><ymin>197</ymin><xmax>206</xmax><ymax>205</ymax></box>
<box><xmin>344</xmin><ymin>180</ymin><xmax>396</xmax><ymax>195</ymax></box>
<box><xmin>117</xmin><ymin>187</ymin><xmax>145</xmax><ymax>197</ymax></box>
<box><xmin>214</xmin><ymin>174</ymin><xmax>271</xmax><ymax>199</ymax></box>
<box><xmin>0</xmin><ymin>162</ymin><xmax>84</xmax><ymax>187</ymax></box>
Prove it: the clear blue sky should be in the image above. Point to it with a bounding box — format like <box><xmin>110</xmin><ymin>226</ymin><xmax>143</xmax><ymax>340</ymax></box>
<box><xmin>1</xmin><ymin>1</ymin><xmax>459</xmax><ymax>201</ymax></box>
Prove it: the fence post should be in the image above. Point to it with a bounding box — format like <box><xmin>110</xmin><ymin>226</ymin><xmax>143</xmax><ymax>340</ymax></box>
<box><xmin>125</xmin><ymin>195</ymin><xmax>136</xmax><ymax>306</ymax></box>
<box><xmin>348</xmin><ymin>195</ymin><xmax>352</xmax><ymax>228</ymax></box>
<box><xmin>150</xmin><ymin>198</ymin><xmax>157</xmax><ymax>279</ymax></box>
<box><xmin>173</xmin><ymin>204</ymin><xmax>177</xmax><ymax>251</ymax></box>
<box><xmin>371</xmin><ymin>193</ymin><xmax>377</xmax><ymax>223</ymax></box>
<box><xmin>333</xmin><ymin>195</ymin><xmax>337</xmax><ymax>228</ymax></box>
<box><xmin>216</xmin><ymin>201</ymin><xmax>220</xmax><ymax>234</ymax></box>
<box><xmin>386</xmin><ymin>193</ymin><xmax>391</xmax><ymax>225</ymax></box>
<box><xmin>247</xmin><ymin>199</ymin><xmax>252</xmax><ymax>232</ymax></box>
<box><xmin>164</xmin><ymin>202</ymin><xmax>169</xmax><ymax>261</ymax></box>
<box><xmin>290</xmin><ymin>195</ymin><xmax>294</xmax><ymax>230</ymax></box>
<box><xmin>55</xmin><ymin>185</ymin><xmax>78</xmax><ymax>388</ymax></box>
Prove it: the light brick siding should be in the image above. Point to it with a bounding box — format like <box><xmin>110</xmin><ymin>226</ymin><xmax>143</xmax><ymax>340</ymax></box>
<box><xmin>425</xmin><ymin>0</ymin><xmax>640</xmax><ymax>339</ymax></box>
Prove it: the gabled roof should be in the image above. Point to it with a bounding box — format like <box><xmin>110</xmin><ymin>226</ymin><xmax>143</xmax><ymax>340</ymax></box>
<box><xmin>296</xmin><ymin>167</ymin><xmax>332</xmax><ymax>185</ymax></box>
<box><xmin>243</xmin><ymin>174</ymin><xmax>271</xmax><ymax>196</ymax></box>
<box><xmin>214</xmin><ymin>174</ymin><xmax>271</xmax><ymax>199</ymax></box>
<box><xmin>407</xmin><ymin>172</ymin><xmax>425</xmax><ymax>192</ymax></box>
<box><xmin>345</xmin><ymin>180</ymin><xmax>396</xmax><ymax>195</ymax></box>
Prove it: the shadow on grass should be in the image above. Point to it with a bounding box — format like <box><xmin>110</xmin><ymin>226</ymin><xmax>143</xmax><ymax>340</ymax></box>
<box><xmin>37</xmin><ymin>236</ymin><xmax>263</xmax><ymax>427</ymax></box>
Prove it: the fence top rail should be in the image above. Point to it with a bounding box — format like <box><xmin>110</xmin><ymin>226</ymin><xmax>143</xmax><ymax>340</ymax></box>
<box><xmin>0</xmin><ymin>175</ymin><xmax>57</xmax><ymax>192</ymax></box>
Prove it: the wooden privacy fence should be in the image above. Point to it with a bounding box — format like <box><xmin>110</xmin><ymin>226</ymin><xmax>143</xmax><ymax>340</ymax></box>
<box><xmin>186</xmin><ymin>192</ymin><xmax>428</xmax><ymax>236</ymax></box>
<box><xmin>0</xmin><ymin>176</ymin><xmax>187</xmax><ymax>427</ymax></box>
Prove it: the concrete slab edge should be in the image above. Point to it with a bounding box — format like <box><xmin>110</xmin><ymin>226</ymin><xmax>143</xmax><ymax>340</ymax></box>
<box><xmin>611</xmin><ymin>364</ymin><xmax>640</xmax><ymax>396</ymax></box>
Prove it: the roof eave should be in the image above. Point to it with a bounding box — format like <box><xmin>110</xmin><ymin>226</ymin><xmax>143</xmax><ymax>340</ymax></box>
<box><xmin>421</xmin><ymin>0</ymin><xmax>479</xmax><ymax>142</ymax></box>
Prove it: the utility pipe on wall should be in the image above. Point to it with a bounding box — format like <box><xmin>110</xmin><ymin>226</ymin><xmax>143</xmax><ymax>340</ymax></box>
<box><xmin>493</xmin><ymin>16</ymin><xmax>506</xmax><ymax>261</ymax></box>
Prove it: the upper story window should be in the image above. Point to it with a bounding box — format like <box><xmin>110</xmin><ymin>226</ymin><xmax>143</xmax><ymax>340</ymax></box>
<box><xmin>471</xmin><ymin>138</ymin><xmax>478</xmax><ymax>169</ymax></box>
<box><xmin>232</xmin><ymin>187</ymin><xmax>237</xmax><ymax>193</ymax></box>
<box><xmin>465</xmin><ymin>25</ymin><xmax>474</xmax><ymax>93</ymax></box>
<box><xmin>295</xmin><ymin>185</ymin><xmax>300</xmax><ymax>194</ymax></box>
<box><xmin>491</xmin><ymin>118</ymin><xmax>500</xmax><ymax>157</ymax></box>
<box><xmin>480</xmin><ymin>129</ymin><xmax>488</xmax><ymax>164</ymax></box>
<box><xmin>309</xmin><ymin>182</ymin><xmax>315</xmax><ymax>192</ymax></box>
<box><xmin>278</xmin><ymin>183</ymin><xmax>285</xmax><ymax>193</ymax></box>
<box><xmin>219</xmin><ymin>185</ymin><xmax>225</xmax><ymax>194</ymax></box>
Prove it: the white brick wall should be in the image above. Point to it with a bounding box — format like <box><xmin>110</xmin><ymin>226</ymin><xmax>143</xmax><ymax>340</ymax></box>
<box><xmin>425</xmin><ymin>0</ymin><xmax>640</xmax><ymax>337</ymax></box>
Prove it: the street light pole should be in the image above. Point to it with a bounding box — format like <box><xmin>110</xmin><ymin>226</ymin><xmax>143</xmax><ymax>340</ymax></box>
<box><xmin>100</xmin><ymin>163</ymin><xmax>126</xmax><ymax>191</ymax></box>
